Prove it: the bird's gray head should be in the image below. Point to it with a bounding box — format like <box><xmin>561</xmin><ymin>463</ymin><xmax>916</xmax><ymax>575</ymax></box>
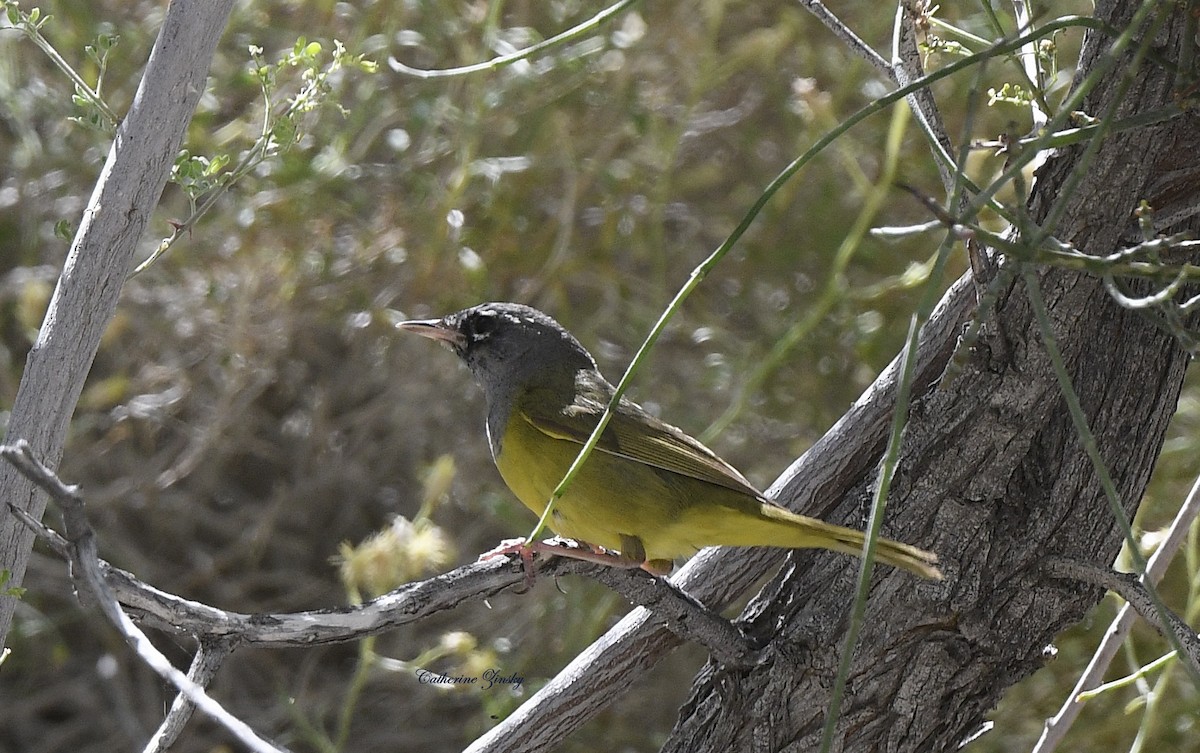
<box><xmin>400</xmin><ymin>302</ymin><xmax>598</xmax><ymax>401</ymax></box>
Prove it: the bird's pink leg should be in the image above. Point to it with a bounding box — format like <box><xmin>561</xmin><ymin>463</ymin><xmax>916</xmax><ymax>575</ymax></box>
<box><xmin>479</xmin><ymin>536</ymin><xmax>670</xmax><ymax>586</ymax></box>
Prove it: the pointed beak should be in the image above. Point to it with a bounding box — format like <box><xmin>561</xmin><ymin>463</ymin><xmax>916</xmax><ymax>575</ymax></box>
<box><xmin>397</xmin><ymin>317</ymin><xmax>466</xmax><ymax>349</ymax></box>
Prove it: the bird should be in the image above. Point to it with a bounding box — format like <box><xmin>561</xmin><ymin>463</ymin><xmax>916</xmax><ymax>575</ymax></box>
<box><xmin>399</xmin><ymin>302</ymin><xmax>940</xmax><ymax>580</ymax></box>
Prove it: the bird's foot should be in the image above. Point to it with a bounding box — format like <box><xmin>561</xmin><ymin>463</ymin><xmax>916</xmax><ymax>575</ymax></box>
<box><xmin>479</xmin><ymin>537</ymin><xmax>540</xmax><ymax>590</ymax></box>
<box><xmin>479</xmin><ymin>536</ymin><xmax>673</xmax><ymax>587</ymax></box>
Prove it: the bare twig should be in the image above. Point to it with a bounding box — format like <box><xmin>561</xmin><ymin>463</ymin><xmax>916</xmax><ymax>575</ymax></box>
<box><xmin>1012</xmin><ymin>0</ymin><xmax>1050</xmax><ymax>128</ymax></box>
<box><xmin>0</xmin><ymin>0</ymin><xmax>238</xmax><ymax>651</ymax></box>
<box><xmin>892</xmin><ymin>5</ymin><xmax>958</xmax><ymax>194</ymax></box>
<box><xmin>1041</xmin><ymin>557</ymin><xmax>1200</xmax><ymax>671</ymax></box>
<box><xmin>1033</xmin><ymin>473</ymin><xmax>1200</xmax><ymax>753</ymax></box>
<box><xmin>794</xmin><ymin>0</ymin><xmax>891</xmax><ymax>76</ymax></box>
<box><xmin>589</xmin><ymin>568</ymin><xmax>760</xmax><ymax>668</ymax></box>
<box><xmin>793</xmin><ymin>0</ymin><xmax>959</xmax><ymax>194</ymax></box>
<box><xmin>1</xmin><ymin>441</ymin><xmax>288</xmax><ymax>753</ymax></box>
<box><xmin>144</xmin><ymin>639</ymin><xmax>236</xmax><ymax>753</ymax></box>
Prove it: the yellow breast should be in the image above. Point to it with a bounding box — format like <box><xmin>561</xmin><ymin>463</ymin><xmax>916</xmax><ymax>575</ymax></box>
<box><xmin>494</xmin><ymin>411</ymin><xmax>664</xmax><ymax>554</ymax></box>
<box><xmin>492</xmin><ymin>409</ymin><xmax>763</xmax><ymax>562</ymax></box>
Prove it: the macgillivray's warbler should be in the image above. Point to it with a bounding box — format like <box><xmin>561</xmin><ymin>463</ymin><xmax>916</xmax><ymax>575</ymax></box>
<box><xmin>400</xmin><ymin>302</ymin><xmax>940</xmax><ymax>580</ymax></box>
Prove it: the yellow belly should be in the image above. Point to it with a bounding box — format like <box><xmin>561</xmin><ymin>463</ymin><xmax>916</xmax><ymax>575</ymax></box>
<box><xmin>492</xmin><ymin>411</ymin><xmax>763</xmax><ymax>562</ymax></box>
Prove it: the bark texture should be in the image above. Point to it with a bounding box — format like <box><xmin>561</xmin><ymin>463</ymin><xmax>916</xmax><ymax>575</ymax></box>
<box><xmin>664</xmin><ymin>3</ymin><xmax>1200</xmax><ymax>751</ymax></box>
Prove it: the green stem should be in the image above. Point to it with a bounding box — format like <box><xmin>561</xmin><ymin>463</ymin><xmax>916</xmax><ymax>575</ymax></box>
<box><xmin>818</xmin><ymin>37</ymin><xmax>987</xmax><ymax>753</ymax></box>
<box><xmin>702</xmin><ymin>101</ymin><xmax>912</xmax><ymax>442</ymax></box>
<box><xmin>820</xmin><ymin>26</ymin><xmax>998</xmax><ymax>743</ymax></box>
<box><xmin>17</xmin><ymin>17</ymin><xmax>119</xmax><ymax>125</ymax></box>
<box><xmin>1075</xmin><ymin>649</ymin><xmax>1177</xmax><ymax>701</ymax></box>
<box><xmin>333</xmin><ymin>635</ymin><xmax>378</xmax><ymax>751</ymax></box>
<box><xmin>389</xmin><ymin>0</ymin><xmax>640</xmax><ymax>79</ymax></box>
<box><xmin>1021</xmin><ymin>267</ymin><xmax>1200</xmax><ymax>688</ymax></box>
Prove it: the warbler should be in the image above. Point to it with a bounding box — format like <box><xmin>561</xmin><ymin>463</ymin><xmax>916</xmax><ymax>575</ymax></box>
<box><xmin>400</xmin><ymin>302</ymin><xmax>940</xmax><ymax>580</ymax></box>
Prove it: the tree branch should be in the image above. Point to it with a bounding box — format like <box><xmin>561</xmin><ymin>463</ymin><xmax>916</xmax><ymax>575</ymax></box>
<box><xmin>0</xmin><ymin>440</ymin><xmax>757</xmax><ymax>665</ymax></box>
<box><xmin>0</xmin><ymin>0</ymin><xmax>239</xmax><ymax>651</ymax></box>
<box><xmin>1041</xmin><ymin>556</ymin><xmax>1200</xmax><ymax>676</ymax></box>
<box><xmin>0</xmin><ymin>442</ymin><xmax>288</xmax><ymax>753</ymax></box>
<box><xmin>144</xmin><ymin>638</ymin><xmax>236</xmax><ymax>753</ymax></box>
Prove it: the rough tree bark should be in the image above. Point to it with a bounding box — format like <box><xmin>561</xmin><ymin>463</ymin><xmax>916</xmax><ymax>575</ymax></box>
<box><xmin>665</xmin><ymin>3</ymin><xmax>1200</xmax><ymax>750</ymax></box>
<box><xmin>0</xmin><ymin>0</ymin><xmax>237</xmax><ymax>651</ymax></box>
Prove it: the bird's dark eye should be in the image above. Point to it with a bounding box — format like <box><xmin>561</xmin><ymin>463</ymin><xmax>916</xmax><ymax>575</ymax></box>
<box><xmin>469</xmin><ymin>311</ymin><xmax>498</xmax><ymax>339</ymax></box>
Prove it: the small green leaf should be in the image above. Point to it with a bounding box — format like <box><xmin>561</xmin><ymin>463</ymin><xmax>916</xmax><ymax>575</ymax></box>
<box><xmin>272</xmin><ymin>116</ymin><xmax>298</xmax><ymax>149</ymax></box>
<box><xmin>54</xmin><ymin>219</ymin><xmax>73</xmax><ymax>240</ymax></box>
<box><xmin>205</xmin><ymin>153</ymin><xmax>230</xmax><ymax>175</ymax></box>
<box><xmin>0</xmin><ymin>569</ymin><xmax>25</xmax><ymax>599</ymax></box>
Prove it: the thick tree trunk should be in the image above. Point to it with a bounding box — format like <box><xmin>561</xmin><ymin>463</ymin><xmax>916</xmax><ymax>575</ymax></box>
<box><xmin>664</xmin><ymin>3</ymin><xmax>1200</xmax><ymax>751</ymax></box>
<box><xmin>0</xmin><ymin>0</ymin><xmax>237</xmax><ymax>651</ymax></box>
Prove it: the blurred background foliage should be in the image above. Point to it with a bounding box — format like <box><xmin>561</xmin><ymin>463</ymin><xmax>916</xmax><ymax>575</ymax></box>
<box><xmin>0</xmin><ymin>0</ymin><xmax>1196</xmax><ymax>751</ymax></box>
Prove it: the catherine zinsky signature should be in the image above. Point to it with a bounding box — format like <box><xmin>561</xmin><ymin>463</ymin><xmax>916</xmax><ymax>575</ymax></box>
<box><xmin>415</xmin><ymin>668</ymin><xmax>524</xmax><ymax>690</ymax></box>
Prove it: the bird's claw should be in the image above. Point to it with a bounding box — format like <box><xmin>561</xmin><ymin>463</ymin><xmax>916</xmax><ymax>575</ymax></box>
<box><xmin>479</xmin><ymin>537</ymin><xmax>540</xmax><ymax>590</ymax></box>
<box><xmin>479</xmin><ymin>536</ymin><xmax>672</xmax><ymax>589</ymax></box>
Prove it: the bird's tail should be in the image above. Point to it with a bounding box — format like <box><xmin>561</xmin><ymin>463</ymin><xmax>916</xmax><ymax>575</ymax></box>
<box><xmin>746</xmin><ymin>503</ymin><xmax>942</xmax><ymax>580</ymax></box>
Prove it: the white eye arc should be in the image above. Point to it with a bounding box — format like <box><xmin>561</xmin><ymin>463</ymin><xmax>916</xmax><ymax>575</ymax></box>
<box><xmin>470</xmin><ymin>311</ymin><xmax>499</xmax><ymax>339</ymax></box>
